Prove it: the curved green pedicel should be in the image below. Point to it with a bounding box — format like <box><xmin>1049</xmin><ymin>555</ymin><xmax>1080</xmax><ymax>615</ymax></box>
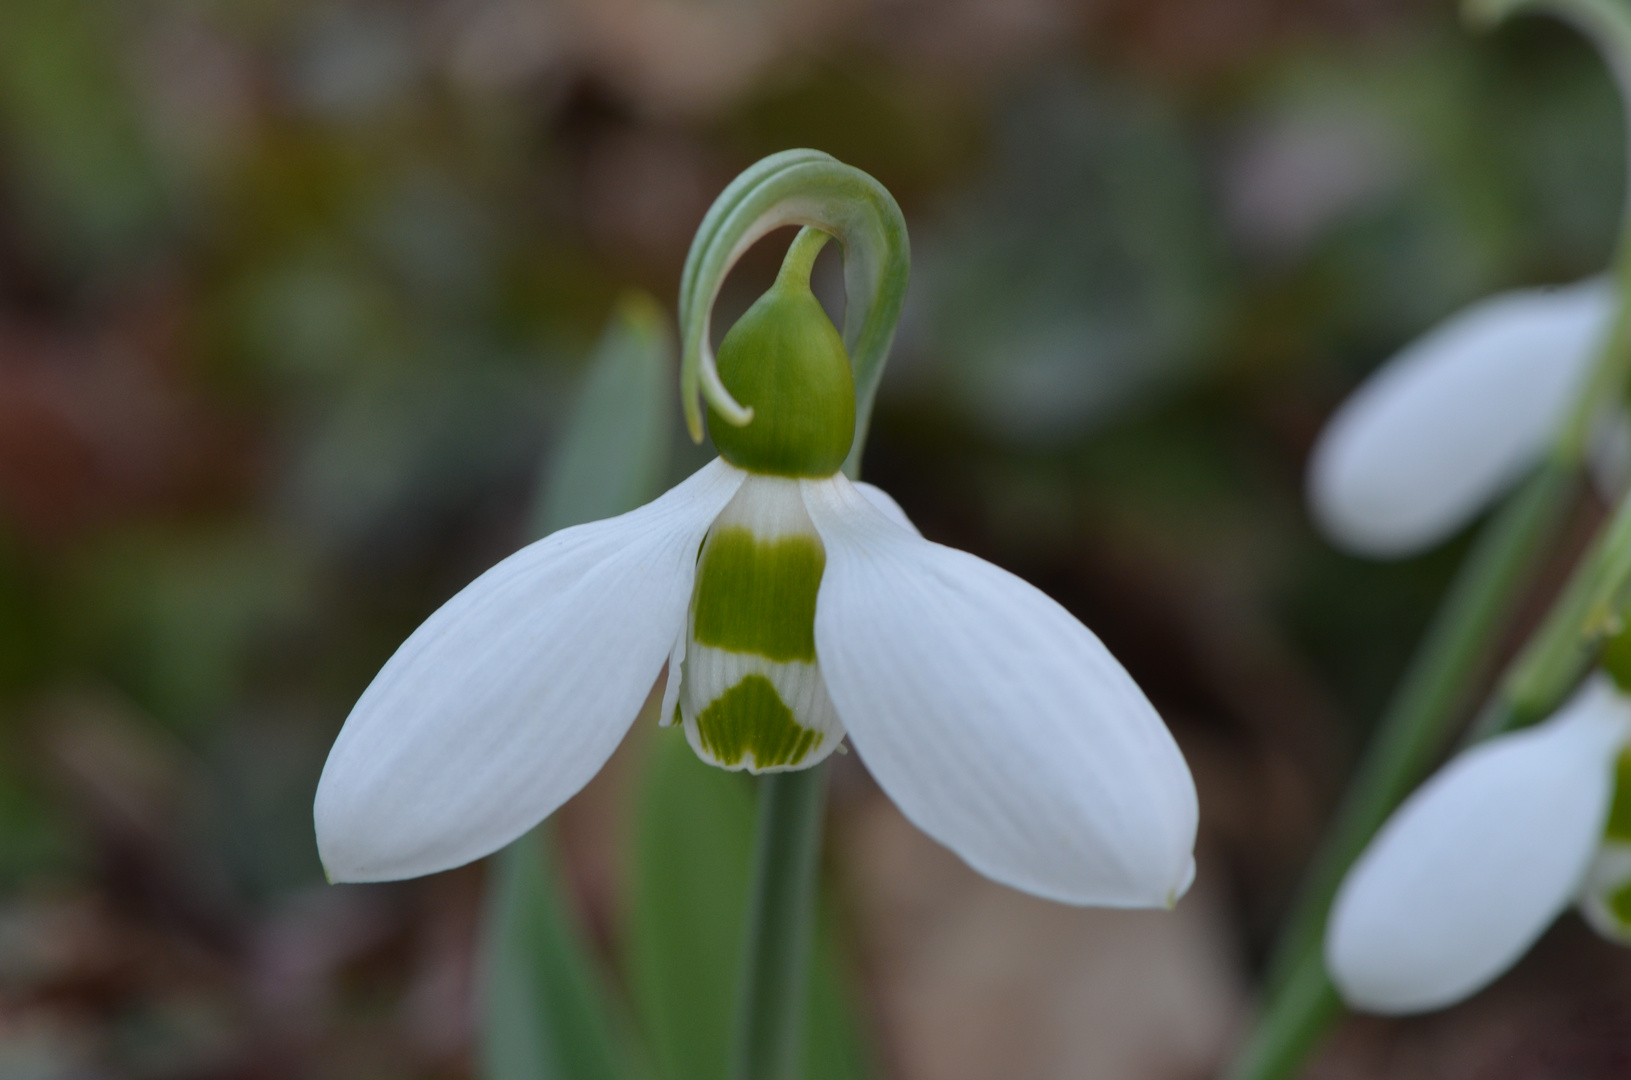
<box><xmin>677</xmin><ymin>150</ymin><xmax>909</xmax><ymax>480</ymax></box>
<box><xmin>693</xmin><ymin>527</ymin><xmax>825</xmax><ymax>662</ymax></box>
<box><xmin>708</xmin><ymin>231</ymin><xmax>855</xmax><ymax>477</ymax></box>
<box><xmin>696</xmin><ymin>675</ymin><xmax>822</xmax><ymax>769</ymax></box>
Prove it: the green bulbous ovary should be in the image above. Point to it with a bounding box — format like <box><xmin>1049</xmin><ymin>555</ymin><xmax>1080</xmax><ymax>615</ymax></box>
<box><xmin>707</xmin><ymin>241</ymin><xmax>856</xmax><ymax>478</ymax></box>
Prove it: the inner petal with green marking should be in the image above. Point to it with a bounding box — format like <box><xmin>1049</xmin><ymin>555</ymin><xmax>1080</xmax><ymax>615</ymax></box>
<box><xmin>677</xmin><ymin>475</ymin><xmax>845</xmax><ymax>773</ymax></box>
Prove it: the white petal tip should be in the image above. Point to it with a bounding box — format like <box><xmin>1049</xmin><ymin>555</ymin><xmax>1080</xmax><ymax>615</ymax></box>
<box><xmin>804</xmin><ymin>473</ymin><xmax>1199</xmax><ymax>910</ymax></box>
<box><xmin>1167</xmin><ymin>856</ymin><xmax>1198</xmax><ymax>908</ymax></box>
<box><xmin>1325</xmin><ymin>678</ymin><xmax>1630</xmax><ymax>1013</ymax></box>
<box><xmin>1307</xmin><ymin>278</ymin><xmax>1615</xmax><ymax>558</ymax></box>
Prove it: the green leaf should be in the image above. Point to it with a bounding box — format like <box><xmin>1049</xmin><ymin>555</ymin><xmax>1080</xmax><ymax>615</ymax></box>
<box><xmin>480</xmin><ymin>829</ymin><xmax>643</xmax><ymax>1080</ymax></box>
<box><xmin>627</xmin><ymin>728</ymin><xmax>873</xmax><ymax>1080</ymax></box>
<box><xmin>536</xmin><ymin>291</ymin><xmax>676</xmax><ymax>537</ymax></box>
<box><xmin>480</xmin><ymin>291</ymin><xmax>675</xmax><ymax>1080</ymax></box>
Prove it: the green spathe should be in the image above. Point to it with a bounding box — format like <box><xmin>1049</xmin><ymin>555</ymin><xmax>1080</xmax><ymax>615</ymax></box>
<box><xmin>709</xmin><ymin>231</ymin><xmax>855</xmax><ymax>477</ymax></box>
<box><xmin>692</xmin><ymin>527</ymin><xmax>824</xmax><ymax>663</ymax></box>
<box><xmin>696</xmin><ymin>675</ymin><xmax>823</xmax><ymax>769</ymax></box>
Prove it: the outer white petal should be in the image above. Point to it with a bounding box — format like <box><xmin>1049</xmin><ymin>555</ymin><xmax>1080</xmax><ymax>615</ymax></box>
<box><xmin>1326</xmin><ymin>675</ymin><xmax>1631</xmax><ymax>1014</ymax></box>
<box><xmin>802</xmin><ymin>475</ymin><xmax>1198</xmax><ymax>907</ymax></box>
<box><xmin>1308</xmin><ymin>278</ymin><xmax>1614</xmax><ymax>557</ymax></box>
<box><xmin>315</xmin><ymin>458</ymin><xmax>745</xmax><ymax>882</ymax></box>
<box><xmin>853</xmin><ymin>481</ymin><xmax>921</xmax><ymax>537</ymax></box>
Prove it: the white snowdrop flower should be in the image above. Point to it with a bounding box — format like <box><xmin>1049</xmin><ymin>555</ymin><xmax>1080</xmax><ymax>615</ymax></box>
<box><xmin>1307</xmin><ymin>278</ymin><xmax>1617</xmax><ymax>557</ymax></box>
<box><xmin>314</xmin><ymin>232</ymin><xmax>1199</xmax><ymax>909</ymax></box>
<box><xmin>1325</xmin><ymin>673</ymin><xmax>1631</xmax><ymax>1013</ymax></box>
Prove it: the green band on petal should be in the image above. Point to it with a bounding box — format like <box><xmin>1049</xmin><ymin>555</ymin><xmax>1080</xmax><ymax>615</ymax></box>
<box><xmin>695</xmin><ymin>674</ymin><xmax>822</xmax><ymax>769</ymax></box>
<box><xmin>692</xmin><ymin>528</ymin><xmax>824</xmax><ymax>663</ymax></box>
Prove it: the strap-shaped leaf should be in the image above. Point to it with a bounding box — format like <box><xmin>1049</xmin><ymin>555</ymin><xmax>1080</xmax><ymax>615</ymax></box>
<box><xmin>626</xmin><ymin>729</ymin><xmax>874</xmax><ymax>1080</ymax></box>
<box><xmin>481</xmin><ymin>827</ymin><xmax>643</xmax><ymax>1080</ymax></box>
<box><xmin>535</xmin><ymin>292</ymin><xmax>675</xmax><ymax>537</ymax></box>
<box><xmin>480</xmin><ymin>293</ymin><xmax>673</xmax><ymax>1080</ymax></box>
<box><xmin>678</xmin><ymin>151</ymin><xmax>910</xmax><ymax>479</ymax></box>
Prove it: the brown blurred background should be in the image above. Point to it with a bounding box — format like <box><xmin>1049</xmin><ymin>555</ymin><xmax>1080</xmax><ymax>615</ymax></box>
<box><xmin>0</xmin><ymin>0</ymin><xmax>1627</xmax><ymax>1076</ymax></box>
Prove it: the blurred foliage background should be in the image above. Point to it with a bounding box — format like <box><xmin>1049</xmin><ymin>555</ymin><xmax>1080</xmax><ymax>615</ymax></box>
<box><xmin>0</xmin><ymin>0</ymin><xmax>1625</xmax><ymax>1077</ymax></box>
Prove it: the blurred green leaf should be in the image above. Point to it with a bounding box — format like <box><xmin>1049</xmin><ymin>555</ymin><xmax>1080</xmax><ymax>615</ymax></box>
<box><xmin>628</xmin><ymin>729</ymin><xmax>873</xmax><ymax>1080</ymax></box>
<box><xmin>536</xmin><ymin>292</ymin><xmax>676</xmax><ymax>537</ymax></box>
<box><xmin>481</xmin><ymin>292</ymin><xmax>674</xmax><ymax>1080</ymax></box>
<box><xmin>481</xmin><ymin>828</ymin><xmax>643</xmax><ymax>1080</ymax></box>
<box><xmin>0</xmin><ymin>0</ymin><xmax>164</xmax><ymax>266</ymax></box>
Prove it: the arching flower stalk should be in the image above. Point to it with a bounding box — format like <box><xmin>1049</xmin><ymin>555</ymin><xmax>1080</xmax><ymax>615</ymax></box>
<box><xmin>314</xmin><ymin>154</ymin><xmax>1197</xmax><ymax>911</ymax></box>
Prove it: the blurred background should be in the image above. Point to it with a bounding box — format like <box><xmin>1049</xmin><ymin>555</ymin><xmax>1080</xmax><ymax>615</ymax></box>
<box><xmin>0</xmin><ymin>0</ymin><xmax>1626</xmax><ymax>1076</ymax></box>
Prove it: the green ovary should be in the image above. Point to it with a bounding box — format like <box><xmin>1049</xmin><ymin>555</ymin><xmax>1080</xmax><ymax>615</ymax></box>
<box><xmin>707</xmin><ymin>244</ymin><xmax>855</xmax><ymax>478</ymax></box>
<box><xmin>691</xmin><ymin>527</ymin><xmax>824</xmax><ymax>662</ymax></box>
<box><xmin>695</xmin><ymin>675</ymin><xmax>822</xmax><ymax>769</ymax></box>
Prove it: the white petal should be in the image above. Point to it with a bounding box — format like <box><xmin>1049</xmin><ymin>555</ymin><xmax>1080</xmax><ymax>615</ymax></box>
<box><xmin>853</xmin><ymin>481</ymin><xmax>921</xmax><ymax>537</ymax></box>
<box><xmin>1308</xmin><ymin>278</ymin><xmax>1614</xmax><ymax>557</ymax></box>
<box><xmin>802</xmin><ymin>475</ymin><xmax>1198</xmax><ymax>907</ymax></box>
<box><xmin>314</xmin><ymin>458</ymin><xmax>745</xmax><ymax>882</ymax></box>
<box><xmin>1326</xmin><ymin>675</ymin><xmax>1631</xmax><ymax>1013</ymax></box>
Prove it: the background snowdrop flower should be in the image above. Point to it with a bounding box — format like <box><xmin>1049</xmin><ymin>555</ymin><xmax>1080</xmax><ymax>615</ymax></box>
<box><xmin>314</xmin><ymin>228</ymin><xmax>1199</xmax><ymax>909</ymax></box>
<box><xmin>1307</xmin><ymin>278</ymin><xmax>1617</xmax><ymax>557</ymax></box>
<box><xmin>1325</xmin><ymin>673</ymin><xmax>1631</xmax><ymax>1013</ymax></box>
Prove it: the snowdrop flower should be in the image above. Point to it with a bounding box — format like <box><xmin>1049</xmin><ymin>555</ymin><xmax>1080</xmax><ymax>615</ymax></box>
<box><xmin>314</xmin><ymin>230</ymin><xmax>1199</xmax><ymax>908</ymax></box>
<box><xmin>1325</xmin><ymin>673</ymin><xmax>1631</xmax><ymax>1013</ymax></box>
<box><xmin>1307</xmin><ymin>278</ymin><xmax>1617</xmax><ymax>558</ymax></box>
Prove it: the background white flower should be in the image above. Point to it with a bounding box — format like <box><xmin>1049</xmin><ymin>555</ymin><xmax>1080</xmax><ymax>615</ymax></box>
<box><xmin>1307</xmin><ymin>278</ymin><xmax>1616</xmax><ymax>558</ymax></box>
<box><xmin>1325</xmin><ymin>674</ymin><xmax>1631</xmax><ymax>1013</ymax></box>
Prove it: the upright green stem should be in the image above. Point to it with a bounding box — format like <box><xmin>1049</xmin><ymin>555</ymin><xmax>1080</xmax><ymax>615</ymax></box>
<box><xmin>729</xmin><ymin>766</ymin><xmax>829</xmax><ymax>1080</ymax></box>
<box><xmin>1228</xmin><ymin>459</ymin><xmax>1576</xmax><ymax>1080</ymax></box>
<box><xmin>684</xmin><ymin>153</ymin><xmax>906</xmax><ymax>1080</ymax></box>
